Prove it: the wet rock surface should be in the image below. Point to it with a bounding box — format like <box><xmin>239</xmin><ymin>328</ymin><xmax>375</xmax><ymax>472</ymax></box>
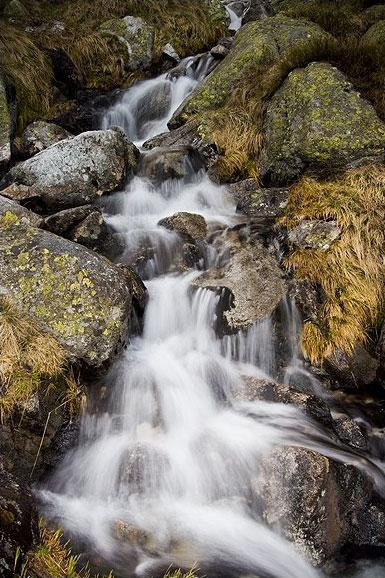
<box><xmin>196</xmin><ymin>230</ymin><xmax>286</xmax><ymax>332</ymax></box>
<box><xmin>138</xmin><ymin>145</ymin><xmax>203</xmax><ymax>184</ymax></box>
<box><xmin>158</xmin><ymin>211</ymin><xmax>207</xmax><ymax>243</ymax></box>
<box><xmin>2</xmin><ymin>129</ymin><xmax>139</xmax><ymax>211</ymax></box>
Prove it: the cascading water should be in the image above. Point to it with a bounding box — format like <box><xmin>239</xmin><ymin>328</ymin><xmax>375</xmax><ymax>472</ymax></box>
<box><xmin>41</xmin><ymin>47</ymin><xmax>385</xmax><ymax>578</ymax></box>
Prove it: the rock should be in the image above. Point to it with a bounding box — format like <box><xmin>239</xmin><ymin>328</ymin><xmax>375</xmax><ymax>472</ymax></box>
<box><xmin>161</xmin><ymin>43</ymin><xmax>180</xmax><ymax>64</ymax></box>
<box><xmin>331</xmin><ymin>414</ymin><xmax>367</xmax><ymax>451</ymax></box>
<box><xmin>0</xmin><ymin>74</ymin><xmax>11</xmax><ymax>170</ymax></box>
<box><xmin>99</xmin><ymin>15</ymin><xmax>154</xmax><ymax>70</ymax></box>
<box><xmin>260</xmin><ymin>62</ymin><xmax>385</xmax><ymax>185</ymax></box>
<box><xmin>169</xmin><ymin>16</ymin><xmax>331</xmax><ymax>128</ymax></box>
<box><xmin>363</xmin><ymin>5</ymin><xmax>385</xmax><ymax>25</ymax></box>
<box><xmin>288</xmin><ymin>279</ymin><xmax>322</xmax><ymax>325</ymax></box>
<box><xmin>325</xmin><ymin>345</ymin><xmax>379</xmax><ymax>390</ymax></box>
<box><xmin>196</xmin><ymin>230</ymin><xmax>286</xmax><ymax>332</ymax></box>
<box><xmin>44</xmin><ymin>204</ymin><xmax>97</xmax><ymax>236</ymax></box>
<box><xmin>16</xmin><ymin>120</ymin><xmax>73</xmax><ymax>158</ymax></box>
<box><xmin>158</xmin><ymin>212</ymin><xmax>207</xmax><ymax>243</ymax></box>
<box><xmin>238</xmin><ymin>376</ymin><xmax>332</xmax><ymax>427</ymax></box>
<box><xmin>0</xmin><ymin>195</ymin><xmax>43</xmax><ymax>227</ymax></box>
<box><xmin>3</xmin><ymin>0</ymin><xmax>27</xmax><ymax>19</ymax></box>
<box><xmin>288</xmin><ymin>220</ymin><xmax>341</xmax><ymax>251</ymax></box>
<box><xmin>2</xmin><ymin>129</ymin><xmax>139</xmax><ymax>211</ymax></box>
<box><xmin>138</xmin><ymin>146</ymin><xmax>203</xmax><ymax>184</ymax></box>
<box><xmin>361</xmin><ymin>19</ymin><xmax>385</xmax><ymax>54</ymax></box>
<box><xmin>228</xmin><ymin>178</ymin><xmax>288</xmax><ymax>218</ymax></box>
<box><xmin>0</xmin><ymin>464</ymin><xmax>39</xmax><ymax>578</ymax></box>
<box><xmin>69</xmin><ymin>210</ymin><xmax>118</xmax><ymax>258</ymax></box>
<box><xmin>210</xmin><ymin>44</ymin><xmax>230</xmax><ymax>59</ymax></box>
<box><xmin>244</xmin><ymin>0</ymin><xmax>273</xmax><ymax>21</ymax></box>
<box><xmin>0</xmin><ymin>214</ymin><xmax>134</xmax><ymax>367</ymax></box>
<box><xmin>256</xmin><ymin>446</ymin><xmax>343</xmax><ymax>566</ymax></box>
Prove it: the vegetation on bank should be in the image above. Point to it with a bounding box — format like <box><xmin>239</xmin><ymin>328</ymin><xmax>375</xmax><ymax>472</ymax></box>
<box><xmin>0</xmin><ymin>0</ymin><xmax>226</xmax><ymax>129</ymax></box>
<box><xmin>282</xmin><ymin>164</ymin><xmax>385</xmax><ymax>364</ymax></box>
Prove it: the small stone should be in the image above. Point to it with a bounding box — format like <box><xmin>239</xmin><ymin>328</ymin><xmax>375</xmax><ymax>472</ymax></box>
<box><xmin>158</xmin><ymin>211</ymin><xmax>207</xmax><ymax>243</ymax></box>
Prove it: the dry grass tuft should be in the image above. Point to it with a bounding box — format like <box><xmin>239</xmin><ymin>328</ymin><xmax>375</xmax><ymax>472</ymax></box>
<box><xmin>0</xmin><ymin>296</ymin><xmax>68</xmax><ymax>418</ymax></box>
<box><xmin>0</xmin><ymin>21</ymin><xmax>53</xmax><ymax>129</ymax></box>
<box><xmin>281</xmin><ymin>164</ymin><xmax>385</xmax><ymax>364</ymax></box>
<box><xmin>164</xmin><ymin>568</ymin><xmax>199</xmax><ymax>578</ymax></box>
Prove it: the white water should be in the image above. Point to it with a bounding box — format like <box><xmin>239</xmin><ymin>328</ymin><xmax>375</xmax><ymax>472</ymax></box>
<box><xmin>225</xmin><ymin>2</ymin><xmax>244</xmax><ymax>31</ymax></box>
<box><xmin>41</xmin><ymin>49</ymin><xmax>385</xmax><ymax>578</ymax></box>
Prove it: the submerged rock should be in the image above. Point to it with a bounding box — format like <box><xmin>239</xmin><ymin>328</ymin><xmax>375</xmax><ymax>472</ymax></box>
<box><xmin>2</xmin><ymin>129</ymin><xmax>139</xmax><ymax>211</ymax></box>
<box><xmin>288</xmin><ymin>220</ymin><xmax>341</xmax><ymax>251</ymax></box>
<box><xmin>0</xmin><ymin>74</ymin><xmax>11</xmax><ymax>170</ymax></box>
<box><xmin>196</xmin><ymin>230</ymin><xmax>286</xmax><ymax>332</ymax></box>
<box><xmin>16</xmin><ymin>120</ymin><xmax>73</xmax><ymax>158</ymax></box>
<box><xmin>0</xmin><ymin>215</ymin><xmax>134</xmax><ymax>367</ymax></box>
<box><xmin>99</xmin><ymin>15</ymin><xmax>154</xmax><ymax>70</ymax></box>
<box><xmin>260</xmin><ymin>62</ymin><xmax>385</xmax><ymax>184</ymax></box>
<box><xmin>0</xmin><ymin>464</ymin><xmax>38</xmax><ymax>578</ymax></box>
<box><xmin>158</xmin><ymin>212</ymin><xmax>207</xmax><ymax>243</ymax></box>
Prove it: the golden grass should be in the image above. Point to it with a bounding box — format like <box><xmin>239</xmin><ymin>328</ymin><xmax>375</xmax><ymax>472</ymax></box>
<box><xmin>0</xmin><ymin>296</ymin><xmax>68</xmax><ymax>418</ymax></box>
<box><xmin>281</xmin><ymin>164</ymin><xmax>385</xmax><ymax>364</ymax></box>
<box><xmin>0</xmin><ymin>21</ymin><xmax>53</xmax><ymax>130</ymax></box>
<box><xmin>164</xmin><ymin>568</ymin><xmax>199</xmax><ymax>578</ymax></box>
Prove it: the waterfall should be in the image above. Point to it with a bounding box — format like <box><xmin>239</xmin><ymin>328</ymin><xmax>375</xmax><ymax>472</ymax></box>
<box><xmin>40</xmin><ymin>44</ymin><xmax>385</xmax><ymax>578</ymax></box>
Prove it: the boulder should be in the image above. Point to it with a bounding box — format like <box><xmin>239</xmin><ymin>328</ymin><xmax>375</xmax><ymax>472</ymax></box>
<box><xmin>256</xmin><ymin>446</ymin><xmax>343</xmax><ymax>566</ymax></box>
<box><xmin>44</xmin><ymin>204</ymin><xmax>97</xmax><ymax>236</ymax></box>
<box><xmin>0</xmin><ymin>74</ymin><xmax>11</xmax><ymax>170</ymax></box>
<box><xmin>169</xmin><ymin>16</ymin><xmax>331</xmax><ymax>128</ymax></box>
<box><xmin>0</xmin><ymin>195</ymin><xmax>43</xmax><ymax>227</ymax></box>
<box><xmin>138</xmin><ymin>146</ymin><xmax>203</xmax><ymax>184</ymax></box>
<box><xmin>244</xmin><ymin>0</ymin><xmax>273</xmax><ymax>21</ymax></box>
<box><xmin>16</xmin><ymin>120</ymin><xmax>73</xmax><ymax>158</ymax></box>
<box><xmin>99</xmin><ymin>15</ymin><xmax>154</xmax><ymax>70</ymax></box>
<box><xmin>325</xmin><ymin>345</ymin><xmax>379</xmax><ymax>390</ymax></box>
<box><xmin>228</xmin><ymin>178</ymin><xmax>288</xmax><ymax>218</ymax></box>
<box><xmin>288</xmin><ymin>220</ymin><xmax>341</xmax><ymax>251</ymax></box>
<box><xmin>0</xmin><ymin>214</ymin><xmax>136</xmax><ymax>366</ymax></box>
<box><xmin>158</xmin><ymin>212</ymin><xmax>208</xmax><ymax>243</ymax></box>
<box><xmin>0</xmin><ymin>464</ymin><xmax>39</xmax><ymax>578</ymax></box>
<box><xmin>260</xmin><ymin>62</ymin><xmax>385</xmax><ymax>185</ymax></box>
<box><xmin>196</xmin><ymin>230</ymin><xmax>286</xmax><ymax>332</ymax></box>
<box><xmin>360</xmin><ymin>19</ymin><xmax>385</xmax><ymax>54</ymax></box>
<box><xmin>69</xmin><ymin>210</ymin><xmax>118</xmax><ymax>257</ymax></box>
<box><xmin>2</xmin><ymin>129</ymin><xmax>139</xmax><ymax>211</ymax></box>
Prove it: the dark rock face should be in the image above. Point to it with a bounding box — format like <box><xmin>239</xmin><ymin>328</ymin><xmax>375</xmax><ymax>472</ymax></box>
<box><xmin>0</xmin><ymin>464</ymin><xmax>39</xmax><ymax>578</ymax></box>
<box><xmin>2</xmin><ymin>129</ymin><xmax>139</xmax><ymax>211</ymax></box>
<box><xmin>138</xmin><ymin>146</ymin><xmax>204</xmax><ymax>184</ymax></box>
<box><xmin>244</xmin><ymin>0</ymin><xmax>273</xmax><ymax>21</ymax></box>
<box><xmin>325</xmin><ymin>346</ymin><xmax>379</xmax><ymax>390</ymax></box>
<box><xmin>0</xmin><ymin>217</ymin><xmax>134</xmax><ymax>367</ymax></box>
<box><xmin>44</xmin><ymin>204</ymin><xmax>97</xmax><ymax>235</ymax></box>
<box><xmin>158</xmin><ymin>212</ymin><xmax>207</xmax><ymax>243</ymax></box>
<box><xmin>260</xmin><ymin>62</ymin><xmax>385</xmax><ymax>185</ymax></box>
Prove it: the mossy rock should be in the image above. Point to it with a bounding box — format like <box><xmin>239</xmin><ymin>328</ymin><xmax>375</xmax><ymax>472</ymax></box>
<box><xmin>360</xmin><ymin>19</ymin><xmax>385</xmax><ymax>54</ymax></box>
<box><xmin>259</xmin><ymin>62</ymin><xmax>385</xmax><ymax>184</ymax></box>
<box><xmin>0</xmin><ymin>74</ymin><xmax>11</xmax><ymax>169</ymax></box>
<box><xmin>99</xmin><ymin>15</ymin><xmax>154</xmax><ymax>70</ymax></box>
<box><xmin>0</xmin><ymin>215</ymin><xmax>136</xmax><ymax>366</ymax></box>
<box><xmin>169</xmin><ymin>15</ymin><xmax>332</xmax><ymax>128</ymax></box>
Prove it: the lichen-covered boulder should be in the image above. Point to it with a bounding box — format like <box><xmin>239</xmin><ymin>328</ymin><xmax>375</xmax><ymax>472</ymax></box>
<box><xmin>0</xmin><ymin>463</ymin><xmax>39</xmax><ymax>578</ymax></box>
<box><xmin>158</xmin><ymin>212</ymin><xmax>208</xmax><ymax>243</ymax></box>
<box><xmin>260</xmin><ymin>62</ymin><xmax>385</xmax><ymax>184</ymax></box>
<box><xmin>196</xmin><ymin>229</ymin><xmax>286</xmax><ymax>332</ymax></box>
<box><xmin>2</xmin><ymin>129</ymin><xmax>139</xmax><ymax>211</ymax></box>
<box><xmin>228</xmin><ymin>178</ymin><xmax>288</xmax><ymax>218</ymax></box>
<box><xmin>0</xmin><ymin>74</ymin><xmax>11</xmax><ymax>170</ymax></box>
<box><xmin>169</xmin><ymin>16</ymin><xmax>331</xmax><ymax>128</ymax></box>
<box><xmin>288</xmin><ymin>220</ymin><xmax>341</xmax><ymax>251</ymax></box>
<box><xmin>17</xmin><ymin>120</ymin><xmax>73</xmax><ymax>158</ymax></box>
<box><xmin>0</xmin><ymin>195</ymin><xmax>43</xmax><ymax>227</ymax></box>
<box><xmin>99</xmin><ymin>15</ymin><xmax>154</xmax><ymax>70</ymax></box>
<box><xmin>0</xmin><ymin>213</ymin><xmax>136</xmax><ymax>366</ymax></box>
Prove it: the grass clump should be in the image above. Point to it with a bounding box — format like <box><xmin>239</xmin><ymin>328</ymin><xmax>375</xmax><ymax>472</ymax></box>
<box><xmin>0</xmin><ymin>21</ymin><xmax>53</xmax><ymax>130</ymax></box>
<box><xmin>17</xmin><ymin>521</ymin><xmax>114</xmax><ymax>578</ymax></box>
<box><xmin>0</xmin><ymin>295</ymin><xmax>83</xmax><ymax>420</ymax></box>
<box><xmin>281</xmin><ymin>164</ymin><xmax>385</xmax><ymax>365</ymax></box>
